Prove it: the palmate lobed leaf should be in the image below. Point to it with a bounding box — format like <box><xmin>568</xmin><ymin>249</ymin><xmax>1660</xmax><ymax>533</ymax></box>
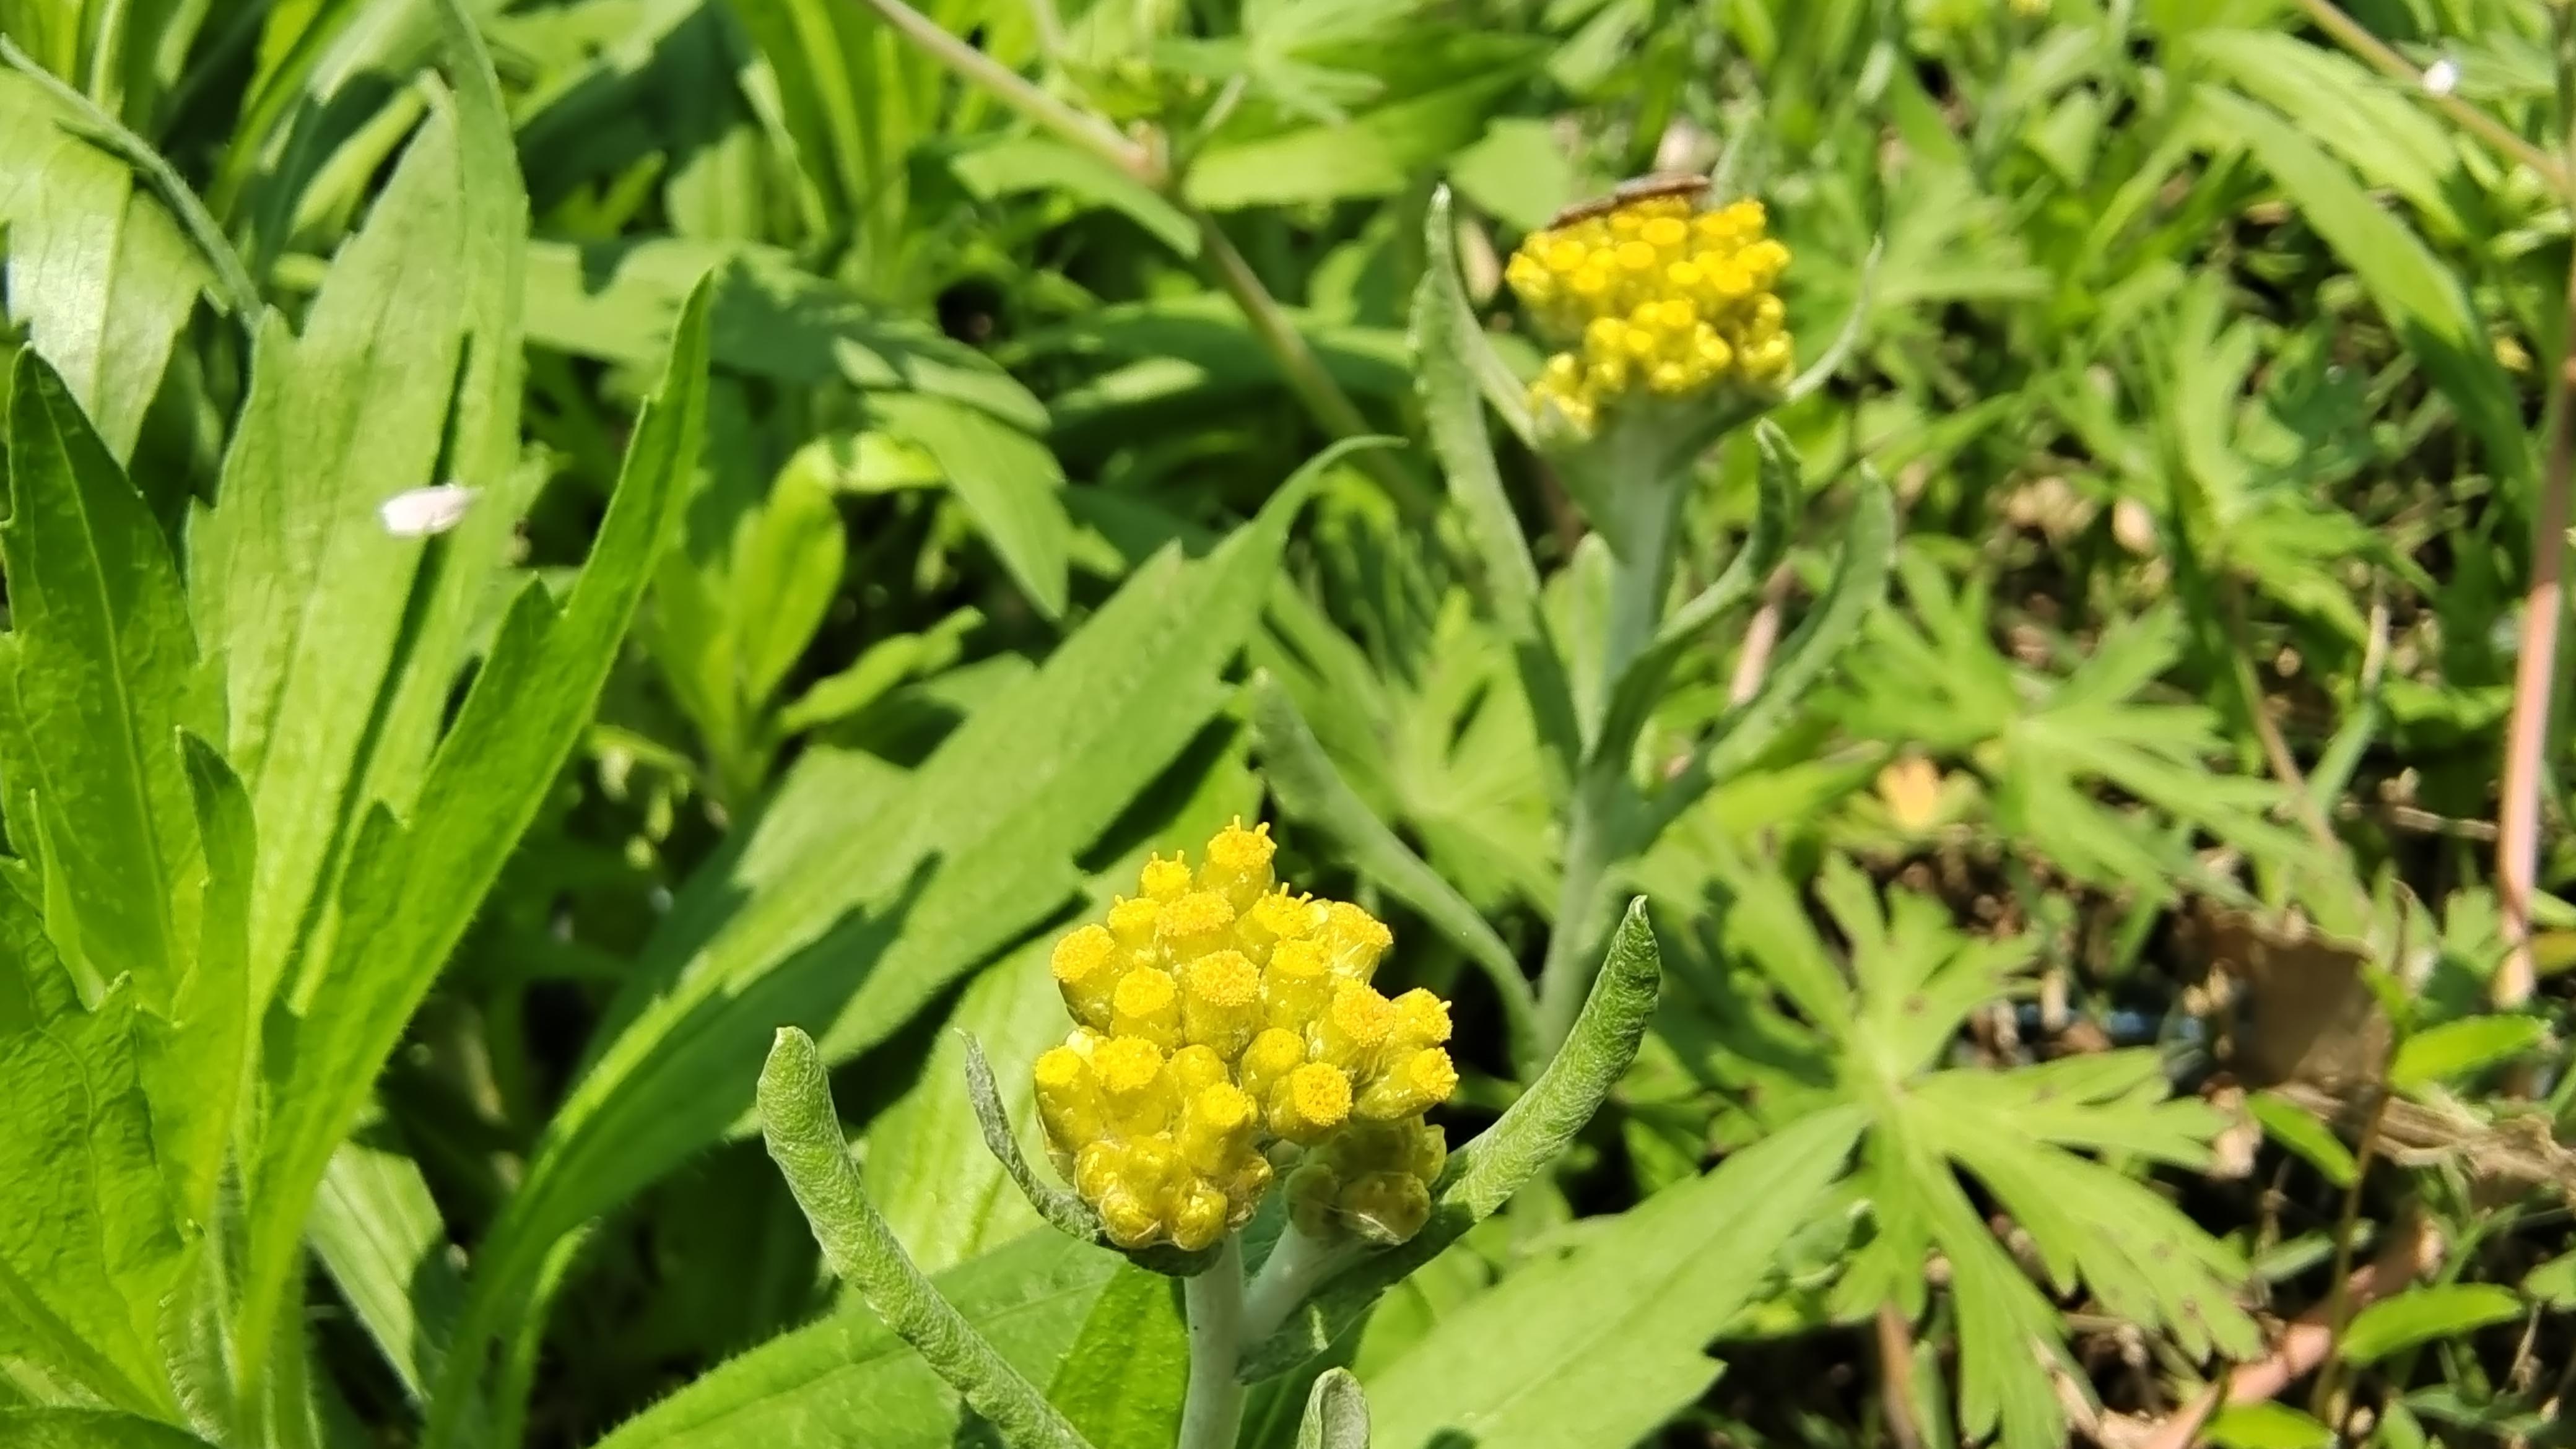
<box><xmin>1717</xmin><ymin>858</ymin><xmax>2258</xmax><ymax>1449</ymax></box>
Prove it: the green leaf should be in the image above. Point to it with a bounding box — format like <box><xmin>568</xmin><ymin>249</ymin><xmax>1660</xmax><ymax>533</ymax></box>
<box><xmin>1650</xmin><ymin>472</ymin><xmax>1894</xmax><ymax>836</ymax></box>
<box><xmin>733</xmin><ymin>464</ymin><xmax>848</xmax><ymax>713</ymax></box>
<box><xmin>141</xmin><ymin>735</ymin><xmax>252</xmax><ymax>1228</ymax></box>
<box><xmin>0</xmin><ymin>889</ymin><xmax>186</xmax><ymax>1419</ymax></box>
<box><xmin>1046</xmin><ymin>1266</ymin><xmax>1188</xmax><ymax>1449</ymax></box>
<box><xmin>521</xmin><ymin>240</ymin><xmax>1048</xmax><ymax>432</ymax></box>
<box><xmin>307</xmin><ymin>1126</ymin><xmax>461</xmax><ymax>1404</ymax></box>
<box><xmin>962</xmin><ymin>1035</ymin><xmax>1112</xmax><ymax>1248</ymax></box>
<box><xmin>2337</xmin><ymin>1284</ymin><xmax>2523</xmax><ymax>1363</ymax></box>
<box><xmin>187</xmin><ymin>88</ymin><xmax>492</xmax><ymax>1010</ymax></box>
<box><xmin>2388</xmin><ymin>1015</ymin><xmax>2546</xmax><ymax>1091</ymax></box>
<box><xmin>2522</xmin><ymin>1249</ymin><xmax>2576</xmax><ymax>1310</ymax></box>
<box><xmin>1412</xmin><ymin>185</ymin><xmax>1538</xmax><ymax>619</ymax></box>
<box><xmin>0</xmin><ymin>346</ymin><xmax>213</xmax><ymax>1016</ymax></box>
<box><xmin>2204</xmin><ymin>1402</ymin><xmax>2335</xmax><ymax>1449</ymax></box>
<box><xmin>593</xmin><ymin>1232</ymin><xmax>1121</xmax><ymax>1449</ymax></box>
<box><xmin>952</xmin><ymin>136</ymin><xmax>1198</xmax><ymax>258</ymax></box>
<box><xmin>1295</xmin><ymin>1369</ymin><xmax>1370</xmax><ymax>1449</ymax></box>
<box><xmin>1243</xmin><ymin>900</ymin><xmax>1664</xmax><ymax>1378</ymax></box>
<box><xmin>2193</xmin><ymin>86</ymin><xmax>2527</xmax><ymax>497</ymax></box>
<box><xmin>0</xmin><ymin>69</ymin><xmax>211</xmax><ymax>461</ymax></box>
<box><xmin>446</xmin><ymin>463</ymin><xmax>1318</xmax><ymax>1422</ymax></box>
<box><xmin>1367</xmin><ymin>1106</ymin><xmax>1864</xmax><ymax>1449</ymax></box>
<box><xmin>2247</xmin><ymin>1092</ymin><xmax>2357</xmax><ymax>1188</ymax></box>
<box><xmin>0</xmin><ymin>1410</ymin><xmax>220</xmax><ymax>1449</ymax></box>
<box><xmin>1185</xmin><ymin>37</ymin><xmax>1539</xmax><ymax>209</ymax></box>
<box><xmin>239</xmin><ymin>271</ymin><xmax>711</xmax><ymax>1396</ymax></box>
<box><xmin>1248</xmin><ymin>671</ymin><xmax>1539</xmax><ymax>1064</ymax></box>
<box><xmin>757</xmin><ymin>1028</ymin><xmax>1089</xmax><ymax>1449</ymax></box>
<box><xmin>865</xmin><ymin>392</ymin><xmax>1070</xmax><ymax>620</ymax></box>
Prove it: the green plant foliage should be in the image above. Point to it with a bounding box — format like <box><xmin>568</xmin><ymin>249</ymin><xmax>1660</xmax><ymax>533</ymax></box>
<box><xmin>1</xmin><ymin>0</ymin><xmax>2569</xmax><ymax>1445</ymax></box>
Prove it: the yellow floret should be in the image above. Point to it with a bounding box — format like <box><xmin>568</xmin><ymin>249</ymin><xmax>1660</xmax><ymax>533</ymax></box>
<box><xmin>1262</xmin><ymin>939</ymin><xmax>1332</xmax><ymax>1030</ymax></box>
<box><xmin>1271</xmin><ymin>1062</ymin><xmax>1352</xmax><ymax>1143</ymax></box>
<box><xmin>1178</xmin><ymin>1082</ymin><xmax>1256</xmax><ymax>1174</ymax></box>
<box><xmin>1320</xmin><ymin>902</ymin><xmax>1391</xmax><ymax>981</ymax></box>
<box><xmin>1050</xmin><ymin>925</ymin><xmax>1118</xmax><ymax>1030</ymax></box>
<box><xmin>1181</xmin><ymin>950</ymin><xmax>1261</xmax><ymax>1059</ymax></box>
<box><xmin>1032</xmin><ymin>1046</ymin><xmax>1103</xmax><ymax>1155</ymax></box>
<box><xmin>1507</xmin><ymin>185</ymin><xmax>1794</xmax><ymax>436</ymax></box>
<box><xmin>1138</xmin><ymin>853</ymin><xmax>1194</xmax><ymax>902</ymax></box>
<box><xmin>1199</xmin><ymin>819</ymin><xmax>1276</xmax><ymax>909</ymax></box>
<box><xmin>1110</xmin><ymin>968</ymin><xmax>1180</xmax><ymax>1051</ymax></box>
<box><xmin>1357</xmin><ymin>1047</ymin><xmax>1459</xmax><ymax>1121</ymax></box>
<box><xmin>1159</xmin><ymin>890</ymin><xmax>1235</xmax><ymax>959</ymax></box>
<box><xmin>1315</xmin><ymin>981</ymin><xmax>1395</xmax><ymax>1073</ymax></box>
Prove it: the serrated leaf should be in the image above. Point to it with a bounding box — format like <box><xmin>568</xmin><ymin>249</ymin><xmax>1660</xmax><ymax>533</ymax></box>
<box><xmin>240</xmin><ymin>268</ymin><xmax>711</xmax><ymax>1395</ymax></box>
<box><xmin>0</xmin><ymin>889</ymin><xmax>185</xmax><ymax>1419</ymax></box>
<box><xmin>1365</xmin><ymin>1105</ymin><xmax>1865</xmax><ymax>1449</ymax></box>
<box><xmin>2388</xmin><ymin>1014</ymin><xmax>2546</xmax><ymax>1090</ymax></box>
<box><xmin>0</xmin><ymin>347</ymin><xmax>213</xmax><ymax>1017</ymax></box>
<box><xmin>2338</xmin><ymin>1284</ymin><xmax>2523</xmax><ymax>1363</ymax></box>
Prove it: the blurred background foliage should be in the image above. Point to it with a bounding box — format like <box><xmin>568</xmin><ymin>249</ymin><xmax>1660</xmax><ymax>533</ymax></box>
<box><xmin>3</xmin><ymin>0</ymin><xmax>2576</xmax><ymax>1446</ymax></box>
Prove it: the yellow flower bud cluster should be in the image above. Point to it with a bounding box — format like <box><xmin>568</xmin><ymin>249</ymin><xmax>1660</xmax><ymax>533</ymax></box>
<box><xmin>1035</xmin><ymin>820</ymin><xmax>1459</xmax><ymax>1252</ymax></box>
<box><xmin>1286</xmin><ymin>1116</ymin><xmax>1448</xmax><ymax>1246</ymax></box>
<box><xmin>1502</xmin><ymin>193</ymin><xmax>1794</xmax><ymax>437</ymax></box>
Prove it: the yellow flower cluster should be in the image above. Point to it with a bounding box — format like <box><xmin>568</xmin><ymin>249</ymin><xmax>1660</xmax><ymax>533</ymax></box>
<box><xmin>1035</xmin><ymin>821</ymin><xmax>1458</xmax><ymax>1252</ymax></box>
<box><xmin>1502</xmin><ymin>193</ymin><xmax>1794</xmax><ymax>436</ymax></box>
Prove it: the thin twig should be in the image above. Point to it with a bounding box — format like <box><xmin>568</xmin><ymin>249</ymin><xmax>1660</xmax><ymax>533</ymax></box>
<box><xmin>2496</xmin><ymin>4</ymin><xmax>2576</xmax><ymax>1011</ymax></box>
<box><xmin>1874</xmin><ymin>1303</ymin><xmax>1926</xmax><ymax>1449</ymax></box>
<box><xmin>2290</xmin><ymin>0</ymin><xmax>2572</xmax><ymax>198</ymax></box>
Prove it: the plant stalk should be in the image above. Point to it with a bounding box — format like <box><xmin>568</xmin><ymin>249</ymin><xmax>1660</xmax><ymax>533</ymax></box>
<box><xmin>2290</xmin><ymin>0</ymin><xmax>2572</xmax><ymax>197</ymax></box>
<box><xmin>1536</xmin><ymin>469</ymin><xmax>1683</xmax><ymax>1050</ymax></box>
<box><xmin>2497</xmin><ymin>1</ymin><xmax>2576</xmax><ymax>1009</ymax></box>
<box><xmin>1180</xmin><ymin>1235</ymin><xmax>1249</xmax><ymax>1449</ymax></box>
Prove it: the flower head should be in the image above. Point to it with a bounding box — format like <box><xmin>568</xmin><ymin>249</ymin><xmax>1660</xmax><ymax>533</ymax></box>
<box><xmin>1033</xmin><ymin>819</ymin><xmax>1457</xmax><ymax>1251</ymax></box>
<box><xmin>1502</xmin><ymin>185</ymin><xmax>1793</xmax><ymax>438</ymax></box>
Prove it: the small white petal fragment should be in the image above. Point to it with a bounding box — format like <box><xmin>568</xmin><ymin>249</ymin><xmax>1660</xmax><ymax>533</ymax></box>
<box><xmin>379</xmin><ymin>483</ymin><xmax>477</xmax><ymax>538</ymax></box>
<box><xmin>2422</xmin><ymin>57</ymin><xmax>2459</xmax><ymax>97</ymax></box>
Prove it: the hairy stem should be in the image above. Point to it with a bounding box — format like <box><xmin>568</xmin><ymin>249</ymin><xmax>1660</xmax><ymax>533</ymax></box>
<box><xmin>1180</xmin><ymin>1236</ymin><xmax>1249</xmax><ymax>1449</ymax></box>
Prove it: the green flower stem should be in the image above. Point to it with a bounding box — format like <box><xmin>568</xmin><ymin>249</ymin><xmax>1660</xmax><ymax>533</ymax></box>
<box><xmin>1242</xmin><ymin>1226</ymin><xmax>1359</xmax><ymax>1347</ymax></box>
<box><xmin>838</xmin><ymin>0</ymin><xmax>1151</xmax><ymax>183</ymax></box>
<box><xmin>1179</xmin><ymin>1235</ymin><xmax>1250</xmax><ymax>1449</ymax></box>
<box><xmin>758</xmin><ymin>1029</ymin><xmax>1090</xmax><ymax>1449</ymax></box>
<box><xmin>1536</xmin><ymin>466</ymin><xmax>1686</xmax><ymax>1051</ymax></box>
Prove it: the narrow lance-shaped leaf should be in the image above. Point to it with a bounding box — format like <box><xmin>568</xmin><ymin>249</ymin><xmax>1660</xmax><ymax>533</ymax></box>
<box><xmin>1248</xmin><ymin>672</ymin><xmax>1541</xmax><ymax>1067</ymax></box>
<box><xmin>234</xmin><ymin>274</ymin><xmax>713</xmax><ymax>1398</ymax></box>
<box><xmin>1240</xmin><ymin>899</ymin><xmax>1664</xmax><ymax>1378</ymax></box>
<box><xmin>759</xmin><ymin>1028</ymin><xmax>1092</xmax><ymax>1449</ymax></box>
<box><xmin>0</xmin><ymin>347</ymin><xmax>213</xmax><ymax>1016</ymax></box>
